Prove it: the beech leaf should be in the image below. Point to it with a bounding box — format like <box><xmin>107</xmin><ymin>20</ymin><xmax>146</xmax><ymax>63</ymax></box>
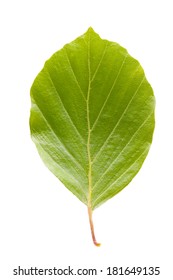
<box><xmin>30</xmin><ymin>28</ymin><xmax>155</xmax><ymax>246</ymax></box>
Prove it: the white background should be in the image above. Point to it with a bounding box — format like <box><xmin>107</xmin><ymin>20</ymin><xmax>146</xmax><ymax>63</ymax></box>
<box><xmin>0</xmin><ymin>0</ymin><xmax>173</xmax><ymax>279</ymax></box>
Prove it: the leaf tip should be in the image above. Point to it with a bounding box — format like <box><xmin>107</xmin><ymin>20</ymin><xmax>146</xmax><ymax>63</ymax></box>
<box><xmin>87</xmin><ymin>26</ymin><xmax>95</xmax><ymax>34</ymax></box>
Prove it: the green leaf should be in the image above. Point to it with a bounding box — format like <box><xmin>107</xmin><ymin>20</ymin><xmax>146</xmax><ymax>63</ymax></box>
<box><xmin>30</xmin><ymin>27</ymin><xmax>155</xmax><ymax>246</ymax></box>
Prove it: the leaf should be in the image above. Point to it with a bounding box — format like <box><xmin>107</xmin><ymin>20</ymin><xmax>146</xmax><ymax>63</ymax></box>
<box><xmin>30</xmin><ymin>27</ymin><xmax>155</xmax><ymax>246</ymax></box>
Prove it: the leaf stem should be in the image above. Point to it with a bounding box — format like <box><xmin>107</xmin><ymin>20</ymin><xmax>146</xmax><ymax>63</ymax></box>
<box><xmin>88</xmin><ymin>206</ymin><xmax>101</xmax><ymax>247</ymax></box>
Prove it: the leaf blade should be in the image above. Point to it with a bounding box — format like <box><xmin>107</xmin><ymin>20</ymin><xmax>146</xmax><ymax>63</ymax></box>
<box><xmin>30</xmin><ymin>27</ymin><xmax>155</xmax><ymax>212</ymax></box>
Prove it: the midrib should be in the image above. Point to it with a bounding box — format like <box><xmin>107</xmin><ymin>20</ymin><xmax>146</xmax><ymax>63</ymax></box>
<box><xmin>87</xmin><ymin>85</ymin><xmax>92</xmax><ymax>207</ymax></box>
<box><xmin>87</xmin><ymin>30</ymin><xmax>92</xmax><ymax>208</ymax></box>
<box><xmin>86</xmin><ymin>28</ymin><xmax>100</xmax><ymax>246</ymax></box>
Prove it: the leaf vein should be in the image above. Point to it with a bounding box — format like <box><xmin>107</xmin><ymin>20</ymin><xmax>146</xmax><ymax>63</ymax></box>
<box><xmin>37</xmin><ymin>142</ymin><xmax>87</xmax><ymax>200</ymax></box>
<box><xmin>38</xmin><ymin>143</ymin><xmax>81</xmax><ymax>184</ymax></box>
<box><xmin>93</xmin><ymin>146</ymin><xmax>149</xmax><ymax>206</ymax></box>
<box><xmin>90</xmin><ymin>41</ymin><xmax>109</xmax><ymax>83</ymax></box>
<box><xmin>45</xmin><ymin>67</ymin><xmax>85</xmax><ymax>143</ymax></box>
<box><xmin>64</xmin><ymin>48</ymin><xmax>87</xmax><ymax>101</ymax></box>
<box><xmin>92</xmin><ymin>75</ymin><xmax>145</xmax><ymax>163</ymax></box>
<box><xmin>91</xmin><ymin>54</ymin><xmax>128</xmax><ymax>131</ymax></box>
<box><xmin>92</xmin><ymin>111</ymin><xmax>153</xmax><ymax>190</ymax></box>
<box><xmin>87</xmin><ymin>29</ymin><xmax>92</xmax><ymax>207</ymax></box>
<box><xmin>32</xmin><ymin>102</ymin><xmax>86</xmax><ymax>173</ymax></box>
